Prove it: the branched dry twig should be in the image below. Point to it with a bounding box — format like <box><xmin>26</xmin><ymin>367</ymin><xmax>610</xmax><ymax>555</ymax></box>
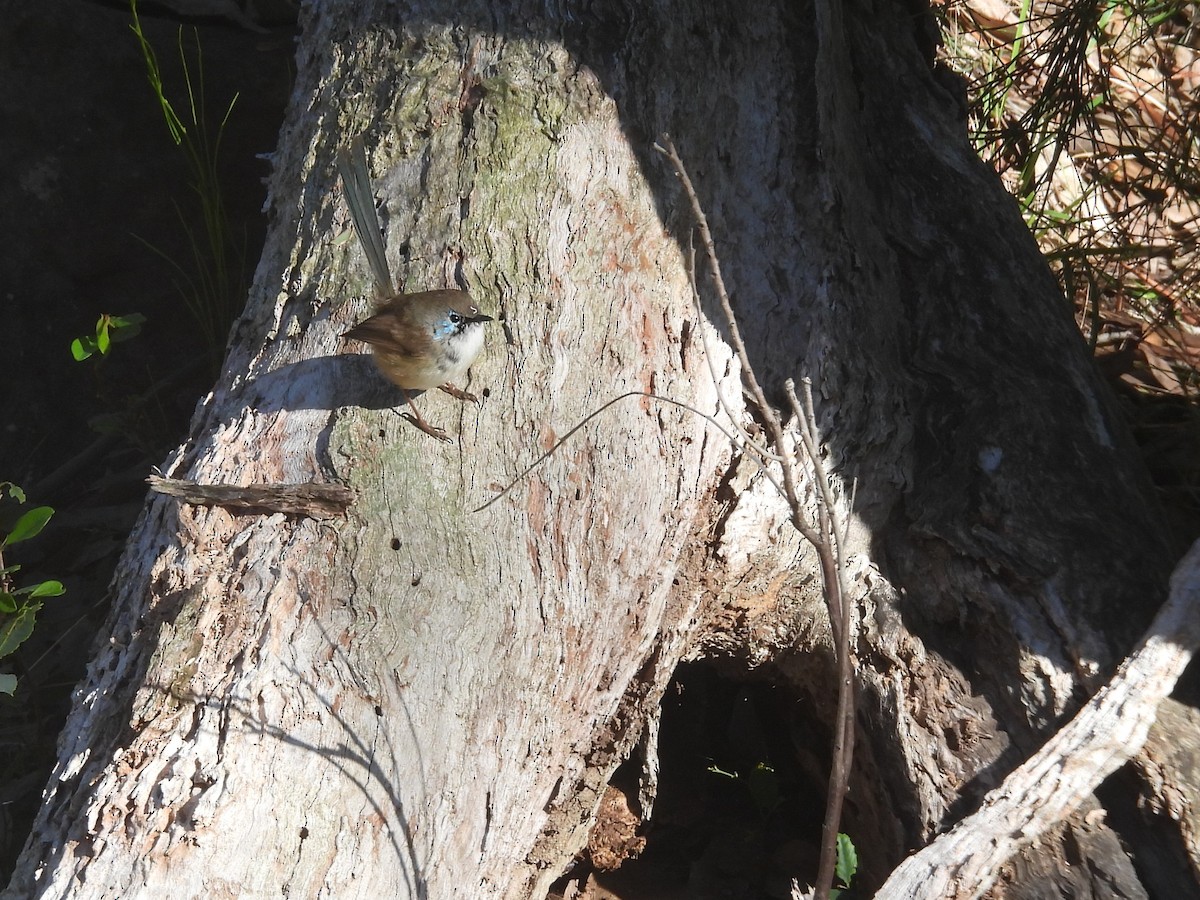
<box><xmin>682</xmin><ymin>239</ymin><xmax>787</xmax><ymax>472</ymax></box>
<box><xmin>655</xmin><ymin>134</ymin><xmax>854</xmax><ymax>900</ymax></box>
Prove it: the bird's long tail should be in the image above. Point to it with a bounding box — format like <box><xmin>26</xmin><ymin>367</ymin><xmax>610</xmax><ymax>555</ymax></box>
<box><xmin>336</xmin><ymin>135</ymin><xmax>394</xmax><ymax>296</ymax></box>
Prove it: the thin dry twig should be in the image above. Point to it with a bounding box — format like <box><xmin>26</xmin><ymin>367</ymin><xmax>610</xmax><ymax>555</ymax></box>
<box><xmin>682</xmin><ymin>238</ymin><xmax>787</xmax><ymax>471</ymax></box>
<box><xmin>653</xmin><ymin>137</ymin><xmax>815</xmax><ymax>542</ymax></box>
<box><xmin>655</xmin><ymin>134</ymin><xmax>853</xmax><ymax>900</ymax></box>
<box><xmin>471</xmin><ymin>391</ymin><xmax>770</xmax><ymax>513</ymax></box>
<box><xmin>787</xmin><ymin>378</ymin><xmax>857</xmax><ymax>885</ymax></box>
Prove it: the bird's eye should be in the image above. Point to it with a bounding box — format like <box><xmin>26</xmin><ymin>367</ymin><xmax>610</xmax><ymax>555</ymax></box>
<box><xmin>449</xmin><ymin>312</ymin><xmax>462</xmax><ymax>324</ymax></box>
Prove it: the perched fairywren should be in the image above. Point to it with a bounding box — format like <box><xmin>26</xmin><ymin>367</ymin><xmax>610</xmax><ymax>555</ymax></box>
<box><xmin>337</xmin><ymin>138</ymin><xmax>492</xmax><ymax>442</ymax></box>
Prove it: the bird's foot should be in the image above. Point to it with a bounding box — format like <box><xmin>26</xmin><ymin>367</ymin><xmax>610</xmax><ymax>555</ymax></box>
<box><xmin>400</xmin><ymin>411</ymin><xmax>452</xmax><ymax>443</ymax></box>
<box><xmin>439</xmin><ymin>383</ymin><xmax>478</xmax><ymax>404</ymax></box>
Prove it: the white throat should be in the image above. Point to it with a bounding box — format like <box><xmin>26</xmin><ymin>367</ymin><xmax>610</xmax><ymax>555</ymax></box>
<box><xmin>441</xmin><ymin>321</ymin><xmax>487</xmax><ymax>383</ymax></box>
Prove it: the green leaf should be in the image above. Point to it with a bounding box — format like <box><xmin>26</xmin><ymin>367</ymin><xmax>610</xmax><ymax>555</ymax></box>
<box><xmin>0</xmin><ymin>564</ymin><xmax>21</xmax><ymax>577</ymax></box>
<box><xmin>71</xmin><ymin>336</ymin><xmax>97</xmax><ymax>361</ymax></box>
<box><xmin>108</xmin><ymin>313</ymin><xmax>147</xmax><ymax>344</ymax></box>
<box><xmin>0</xmin><ymin>673</ymin><xmax>17</xmax><ymax>696</ymax></box>
<box><xmin>4</xmin><ymin>506</ymin><xmax>54</xmax><ymax>546</ymax></box>
<box><xmin>835</xmin><ymin>833</ymin><xmax>858</xmax><ymax>888</ymax></box>
<box><xmin>15</xmin><ymin>580</ymin><xmax>65</xmax><ymax>598</ymax></box>
<box><xmin>0</xmin><ymin>592</ymin><xmax>16</xmax><ymax>614</ymax></box>
<box><xmin>1</xmin><ymin>484</ymin><xmax>27</xmax><ymax>504</ymax></box>
<box><xmin>96</xmin><ymin>319</ymin><xmax>111</xmax><ymax>355</ymax></box>
<box><xmin>0</xmin><ymin>603</ymin><xmax>41</xmax><ymax>659</ymax></box>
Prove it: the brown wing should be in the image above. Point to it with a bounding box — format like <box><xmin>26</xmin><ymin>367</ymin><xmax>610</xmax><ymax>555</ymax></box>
<box><xmin>342</xmin><ymin>296</ymin><xmax>430</xmax><ymax>357</ymax></box>
<box><xmin>342</xmin><ymin>289</ymin><xmax>478</xmax><ymax>354</ymax></box>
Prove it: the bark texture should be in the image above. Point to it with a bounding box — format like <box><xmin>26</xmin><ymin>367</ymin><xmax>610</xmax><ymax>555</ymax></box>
<box><xmin>878</xmin><ymin>538</ymin><xmax>1200</xmax><ymax>898</ymax></box>
<box><xmin>5</xmin><ymin>0</ymin><xmax>1192</xmax><ymax>898</ymax></box>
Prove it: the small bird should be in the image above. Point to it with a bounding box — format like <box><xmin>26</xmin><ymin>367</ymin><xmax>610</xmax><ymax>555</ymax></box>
<box><xmin>342</xmin><ymin>290</ymin><xmax>491</xmax><ymax>440</ymax></box>
<box><xmin>337</xmin><ymin>137</ymin><xmax>492</xmax><ymax>442</ymax></box>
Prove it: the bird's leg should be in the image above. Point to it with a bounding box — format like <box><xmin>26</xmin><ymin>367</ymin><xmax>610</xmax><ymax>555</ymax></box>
<box><xmin>399</xmin><ymin>390</ymin><xmax>452</xmax><ymax>443</ymax></box>
<box><xmin>439</xmin><ymin>383</ymin><xmax>478</xmax><ymax>404</ymax></box>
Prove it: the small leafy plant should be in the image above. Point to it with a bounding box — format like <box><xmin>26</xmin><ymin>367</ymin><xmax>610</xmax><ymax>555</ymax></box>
<box><xmin>0</xmin><ymin>484</ymin><xmax>64</xmax><ymax>696</ymax></box>
<box><xmin>830</xmin><ymin>832</ymin><xmax>858</xmax><ymax>899</ymax></box>
<box><xmin>70</xmin><ymin>312</ymin><xmax>147</xmax><ymax>362</ymax></box>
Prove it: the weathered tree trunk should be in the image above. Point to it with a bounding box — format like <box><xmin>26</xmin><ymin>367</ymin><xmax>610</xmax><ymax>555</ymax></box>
<box><xmin>6</xmin><ymin>0</ymin><xmax>1194</xmax><ymax>898</ymax></box>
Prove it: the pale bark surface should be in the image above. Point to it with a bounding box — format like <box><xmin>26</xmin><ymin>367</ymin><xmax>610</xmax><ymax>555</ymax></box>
<box><xmin>6</xmin><ymin>0</ymin><xmax>1193</xmax><ymax>898</ymax></box>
